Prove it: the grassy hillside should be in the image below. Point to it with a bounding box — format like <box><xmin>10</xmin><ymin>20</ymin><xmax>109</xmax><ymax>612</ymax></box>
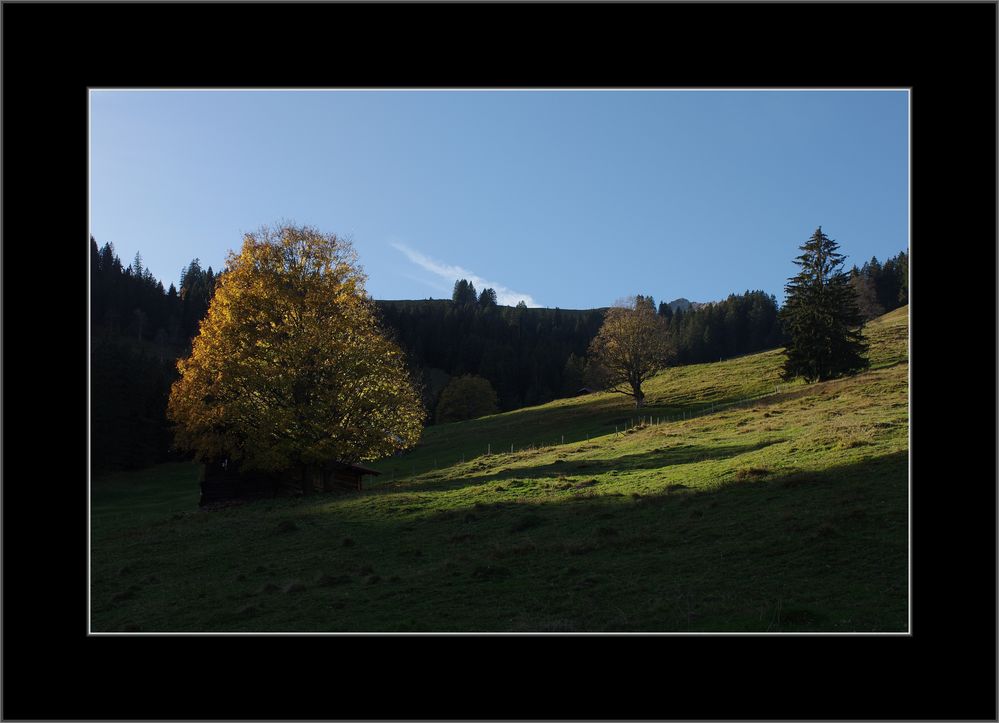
<box><xmin>91</xmin><ymin>306</ymin><xmax>908</xmax><ymax>632</ymax></box>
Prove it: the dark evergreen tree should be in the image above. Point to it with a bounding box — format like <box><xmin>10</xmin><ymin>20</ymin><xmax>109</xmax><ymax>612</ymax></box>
<box><xmin>895</xmin><ymin>250</ymin><xmax>908</xmax><ymax>305</ymax></box>
<box><xmin>90</xmin><ymin>239</ymin><xmax>221</xmax><ymax>471</ymax></box>
<box><xmin>478</xmin><ymin>287</ymin><xmax>498</xmax><ymax>308</ymax></box>
<box><xmin>877</xmin><ymin>255</ymin><xmax>901</xmax><ymax>312</ymax></box>
<box><xmin>780</xmin><ymin>228</ymin><xmax>869</xmax><ymax>382</ymax></box>
<box><xmin>849</xmin><ymin>266</ymin><xmax>885</xmax><ymax>320</ymax></box>
<box><xmin>452</xmin><ymin>278</ymin><xmax>478</xmax><ymax>306</ymax></box>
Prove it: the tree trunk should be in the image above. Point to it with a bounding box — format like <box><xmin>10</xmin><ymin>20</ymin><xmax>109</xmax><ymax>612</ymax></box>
<box><xmin>300</xmin><ymin>464</ymin><xmax>313</xmax><ymax>495</ymax></box>
<box><xmin>633</xmin><ymin>385</ymin><xmax>645</xmax><ymax>408</ymax></box>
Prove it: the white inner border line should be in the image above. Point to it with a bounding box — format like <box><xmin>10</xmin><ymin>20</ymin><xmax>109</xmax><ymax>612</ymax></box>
<box><xmin>87</xmin><ymin>87</ymin><xmax>912</xmax><ymax>636</ymax></box>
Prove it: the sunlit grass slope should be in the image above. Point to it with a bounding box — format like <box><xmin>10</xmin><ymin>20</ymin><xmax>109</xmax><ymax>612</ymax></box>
<box><xmin>91</xmin><ymin>306</ymin><xmax>908</xmax><ymax>632</ymax></box>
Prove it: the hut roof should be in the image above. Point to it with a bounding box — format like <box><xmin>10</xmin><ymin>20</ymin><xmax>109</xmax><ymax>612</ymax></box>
<box><xmin>328</xmin><ymin>461</ymin><xmax>382</xmax><ymax>476</ymax></box>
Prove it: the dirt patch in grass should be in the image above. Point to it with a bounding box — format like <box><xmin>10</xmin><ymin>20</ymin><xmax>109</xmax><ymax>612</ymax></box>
<box><xmin>838</xmin><ymin>437</ymin><xmax>871</xmax><ymax>449</ymax></box>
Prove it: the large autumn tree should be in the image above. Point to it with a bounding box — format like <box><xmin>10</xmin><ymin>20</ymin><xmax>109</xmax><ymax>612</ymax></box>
<box><xmin>167</xmin><ymin>224</ymin><xmax>424</xmax><ymax>482</ymax></box>
<box><xmin>587</xmin><ymin>295</ymin><xmax>673</xmax><ymax>408</ymax></box>
<box><xmin>780</xmin><ymin>227</ymin><xmax>869</xmax><ymax>382</ymax></box>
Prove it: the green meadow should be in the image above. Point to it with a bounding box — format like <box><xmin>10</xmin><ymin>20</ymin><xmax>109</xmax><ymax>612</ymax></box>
<box><xmin>91</xmin><ymin>306</ymin><xmax>908</xmax><ymax>632</ymax></box>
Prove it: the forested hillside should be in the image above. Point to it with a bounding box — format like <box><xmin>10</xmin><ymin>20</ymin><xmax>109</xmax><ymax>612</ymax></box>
<box><xmin>90</xmin><ymin>238</ymin><xmax>217</xmax><ymax>471</ymax></box>
<box><xmin>377</xmin><ymin>288</ymin><xmax>785</xmax><ymax>414</ymax></box>
<box><xmin>376</xmin><ymin>300</ymin><xmax>606</xmax><ymax>412</ymax></box>
<box><xmin>848</xmin><ymin>251</ymin><xmax>909</xmax><ymax>319</ymax></box>
<box><xmin>89</xmin><ymin>236</ymin><xmax>908</xmax><ymax>472</ymax></box>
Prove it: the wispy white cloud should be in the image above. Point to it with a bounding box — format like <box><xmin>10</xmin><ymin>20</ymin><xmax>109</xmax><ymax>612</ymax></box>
<box><xmin>391</xmin><ymin>242</ymin><xmax>540</xmax><ymax>307</ymax></box>
<box><xmin>400</xmin><ymin>273</ymin><xmax>451</xmax><ymax>296</ymax></box>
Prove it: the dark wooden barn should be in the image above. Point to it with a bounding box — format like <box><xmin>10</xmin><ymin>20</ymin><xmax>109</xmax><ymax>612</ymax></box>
<box><xmin>200</xmin><ymin>458</ymin><xmax>381</xmax><ymax>506</ymax></box>
<box><xmin>316</xmin><ymin>461</ymin><xmax>382</xmax><ymax>493</ymax></box>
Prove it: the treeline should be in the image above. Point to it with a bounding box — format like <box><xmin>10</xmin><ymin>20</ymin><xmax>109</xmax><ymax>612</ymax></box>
<box><xmin>90</xmin><ymin>237</ymin><xmax>908</xmax><ymax>469</ymax></box>
<box><xmin>849</xmin><ymin>250</ymin><xmax>909</xmax><ymax>320</ymax></box>
<box><xmin>375</xmin><ymin>299</ymin><xmax>607</xmax><ymax>414</ymax></box>
<box><xmin>376</xmin><ymin>287</ymin><xmax>784</xmax><ymax>421</ymax></box>
<box><xmin>657</xmin><ymin>290</ymin><xmax>783</xmax><ymax>365</ymax></box>
<box><xmin>91</xmin><ymin>238</ymin><xmax>218</xmax><ymax>346</ymax></box>
<box><xmin>90</xmin><ymin>238</ymin><xmax>218</xmax><ymax>472</ymax></box>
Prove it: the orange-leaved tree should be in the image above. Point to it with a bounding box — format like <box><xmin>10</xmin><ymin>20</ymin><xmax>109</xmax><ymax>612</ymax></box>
<box><xmin>586</xmin><ymin>295</ymin><xmax>673</xmax><ymax>408</ymax></box>
<box><xmin>167</xmin><ymin>224</ymin><xmax>424</xmax><ymax>482</ymax></box>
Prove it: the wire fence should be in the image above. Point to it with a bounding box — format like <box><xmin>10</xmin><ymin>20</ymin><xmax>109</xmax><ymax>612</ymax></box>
<box><xmin>379</xmin><ymin>384</ymin><xmax>793</xmax><ymax>485</ymax></box>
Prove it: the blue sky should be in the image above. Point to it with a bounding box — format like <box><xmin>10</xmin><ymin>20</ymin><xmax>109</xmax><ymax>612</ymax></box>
<box><xmin>90</xmin><ymin>90</ymin><xmax>908</xmax><ymax>308</ymax></box>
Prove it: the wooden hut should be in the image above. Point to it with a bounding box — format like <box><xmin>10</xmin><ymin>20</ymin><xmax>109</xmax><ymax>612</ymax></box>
<box><xmin>318</xmin><ymin>461</ymin><xmax>382</xmax><ymax>493</ymax></box>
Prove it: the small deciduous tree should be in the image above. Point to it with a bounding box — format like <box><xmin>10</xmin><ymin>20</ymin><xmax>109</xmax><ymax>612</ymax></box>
<box><xmin>586</xmin><ymin>295</ymin><xmax>673</xmax><ymax>408</ymax></box>
<box><xmin>435</xmin><ymin>374</ymin><xmax>498</xmax><ymax>423</ymax></box>
<box><xmin>167</xmin><ymin>224</ymin><xmax>424</xmax><ymax>485</ymax></box>
<box><xmin>780</xmin><ymin>227</ymin><xmax>869</xmax><ymax>382</ymax></box>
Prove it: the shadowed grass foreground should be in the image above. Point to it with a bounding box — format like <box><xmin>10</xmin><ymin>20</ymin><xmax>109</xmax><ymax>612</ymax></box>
<box><xmin>91</xmin><ymin>306</ymin><xmax>908</xmax><ymax>632</ymax></box>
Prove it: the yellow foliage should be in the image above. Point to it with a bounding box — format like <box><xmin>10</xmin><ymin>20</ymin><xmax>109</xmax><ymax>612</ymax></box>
<box><xmin>587</xmin><ymin>296</ymin><xmax>673</xmax><ymax>407</ymax></box>
<box><xmin>167</xmin><ymin>224</ymin><xmax>424</xmax><ymax>473</ymax></box>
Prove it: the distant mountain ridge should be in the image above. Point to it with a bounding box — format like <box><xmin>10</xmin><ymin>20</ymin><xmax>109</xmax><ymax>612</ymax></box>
<box><xmin>667</xmin><ymin>298</ymin><xmax>708</xmax><ymax>313</ymax></box>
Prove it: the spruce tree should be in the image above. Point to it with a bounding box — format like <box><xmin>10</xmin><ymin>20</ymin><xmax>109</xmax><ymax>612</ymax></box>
<box><xmin>780</xmin><ymin>227</ymin><xmax>869</xmax><ymax>382</ymax></box>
